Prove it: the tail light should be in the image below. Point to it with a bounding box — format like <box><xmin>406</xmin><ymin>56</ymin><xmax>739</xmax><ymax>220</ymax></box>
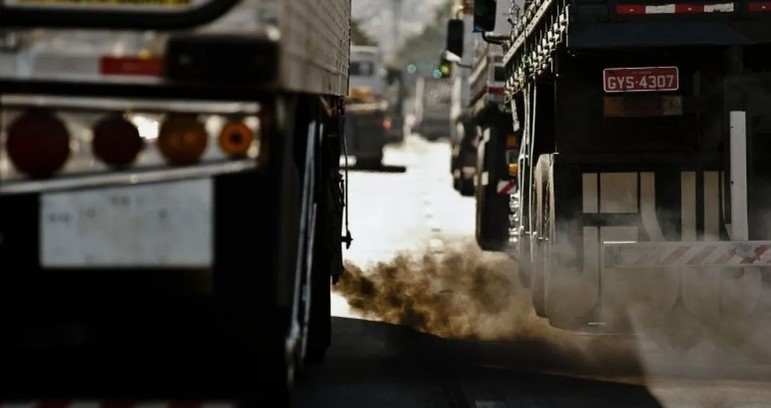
<box><xmin>505</xmin><ymin>133</ymin><xmax>518</xmax><ymax>148</ymax></box>
<box><xmin>488</xmin><ymin>86</ymin><xmax>505</xmax><ymax>95</ymax></box>
<box><xmin>218</xmin><ymin>121</ymin><xmax>254</xmax><ymax>157</ymax></box>
<box><xmin>92</xmin><ymin>115</ymin><xmax>144</xmax><ymax>167</ymax></box>
<box><xmin>382</xmin><ymin>117</ymin><xmax>392</xmax><ymax>130</ymax></box>
<box><xmin>5</xmin><ymin>109</ymin><xmax>70</xmax><ymax>178</ymax></box>
<box><xmin>157</xmin><ymin>113</ymin><xmax>208</xmax><ymax>165</ymax></box>
<box><xmin>748</xmin><ymin>2</ymin><xmax>771</xmax><ymax>11</ymax></box>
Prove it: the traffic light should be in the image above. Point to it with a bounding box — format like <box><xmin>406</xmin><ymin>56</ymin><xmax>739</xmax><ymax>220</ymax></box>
<box><xmin>437</xmin><ymin>55</ymin><xmax>453</xmax><ymax>79</ymax></box>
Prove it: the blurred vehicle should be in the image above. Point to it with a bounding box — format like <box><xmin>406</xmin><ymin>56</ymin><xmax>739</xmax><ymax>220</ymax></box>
<box><xmin>413</xmin><ymin>75</ymin><xmax>452</xmax><ymax>141</ymax></box>
<box><xmin>446</xmin><ymin>0</ymin><xmax>517</xmax><ymax>254</ymax></box>
<box><xmin>447</xmin><ymin>2</ymin><xmax>477</xmax><ymax>195</ymax></box>
<box><xmin>462</xmin><ymin>0</ymin><xmax>771</xmax><ymax>332</ymax></box>
<box><xmin>345</xmin><ymin>45</ymin><xmax>388</xmax><ymax>167</ymax></box>
<box><xmin>383</xmin><ymin>67</ymin><xmax>406</xmax><ymax>144</ymax></box>
<box><xmin>0</xmin><ymin>0</ymin><xmax>350</xmax><ymax>405</ymax></box>
<box><xmin>466</xmin><ymin>42</ymin><xmax>516</xmax><ymax>252</ymax></box>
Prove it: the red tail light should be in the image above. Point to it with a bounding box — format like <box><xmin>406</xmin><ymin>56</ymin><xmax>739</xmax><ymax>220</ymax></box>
<box><xmin>5</xmin><ymin>109</ymin><xmax>70</xmax><ymax>178</ymax></box>
<box><xmin>92</xmin><ymin>115</ymin><xmax>144</xmax><ymax>167</ymax></box>
<box><xmin>488</xmin><ymin>86</ymin><xmax>505</xmax><ymax>95</ymax></box>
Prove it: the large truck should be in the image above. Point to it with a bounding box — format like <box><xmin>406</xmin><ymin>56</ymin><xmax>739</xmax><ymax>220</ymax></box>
<box><xmin>448</xmin><ymin>1</ymin><xmax>477</xmax><ymax>195</ymax></box>
<box><xmin>468</xmin><ymin>41</ymin><xmax>519</xmax><ymax>252</ymax></box>
<box><xmin>413</xmin><ymin>75</ymin><xmax>453</xmax><ymax>141</ymax></box>
<box><xmin>450</xmin><ymin>0</ymin><xmax>771</xmax><ymax>332</ymax></box>
<box><xmin>446</xmin><ymin>0</ymin><xmax>520</xmax><ymax>251</ymax></box>
<box><xmin>345</xmin><ymin>45</ymin><xmax>388</xmax><ymax>167</ymax></box>
<box><xmin>0</xmin><ymin>0</ymin><xmax>350</xmax><ymax>405</ymax></box>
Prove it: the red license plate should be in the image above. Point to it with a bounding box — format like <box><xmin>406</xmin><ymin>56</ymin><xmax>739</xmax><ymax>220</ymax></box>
<box><xmin>603</xmin><ymin>66</ymin><xmax>679</xmax><ymax>93</ymax></box>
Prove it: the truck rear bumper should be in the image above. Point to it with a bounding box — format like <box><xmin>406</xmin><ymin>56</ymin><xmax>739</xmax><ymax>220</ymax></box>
<box><xmin>416</xmin><ymin>118</ymin><xmax>451</xmax><ymax>139</ymax></box>
<box><xmin>344</xmin><ymin>109</ymin><xmax>386</xmax><ymax>159</ymax></box>
<box><xmin>0</xmin><ymin>170</ymin><xmax>288</xmax><ymax>347</ymax></box>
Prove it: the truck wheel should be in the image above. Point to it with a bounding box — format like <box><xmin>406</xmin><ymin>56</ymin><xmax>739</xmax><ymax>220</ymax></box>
<box><xmin>475</xmin><ymin>127</ymin><xmax>509</xmax><ymax>251</ymax></box>
<box><xmin>356</xmin><ymin>154</ymin><xmax>383</xmax><ymax>168</ymax></box>
<box><xmin>459</xmin><ymin>177</ymin><xmax>475</xmax><ymax>196</ymax></box>
<box><xmin>530</xmin><ymin>157</ymin><xmax>550</xmax><ymax>317</ymax></box>
<box><xmin>302</xmin><ymin>113</ymin><xmax>341</xmax><ymax>365</ymax></box>
<box><xmin>531</xmin><ymin>240</ymin><xmax>547</xmax><ymax>318</ymax></box>
<box><xmin>542</xmin><ymin>161</ymin><xmax>595</xmax><ymax>331</ymax></box>
<box><xmin>458</xmin><ymin>141</ymin><xmax>477</xmax><ymax>197</ymax></box>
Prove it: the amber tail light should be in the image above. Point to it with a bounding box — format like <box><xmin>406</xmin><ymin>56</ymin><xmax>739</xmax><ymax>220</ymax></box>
<box><xmin>157</xmin><ymin>113</ymin><xmax>208</xmax><ymax>165</ymax></box>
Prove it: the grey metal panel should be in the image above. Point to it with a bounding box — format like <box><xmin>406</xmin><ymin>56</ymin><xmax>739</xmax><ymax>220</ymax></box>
<box><xmin>279</xmin><ymin>0</ymin><xmax>350</xmax><ymax>96</ymax></box>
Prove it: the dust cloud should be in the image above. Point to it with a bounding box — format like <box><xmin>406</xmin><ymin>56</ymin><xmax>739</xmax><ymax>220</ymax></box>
<box><xmin>333</xmin><ymin>238</ymin><xmax>645</xmax><ymax>379</ymax></box>
<box><xmin>333</xmin><ymin>239</ymin><xmax>550</xmax><ymax>341</ymax></box>
<box><xmin>333</xmin><ymin>237</ymin><xmax>771</xmax><ymax>383</ymax></box>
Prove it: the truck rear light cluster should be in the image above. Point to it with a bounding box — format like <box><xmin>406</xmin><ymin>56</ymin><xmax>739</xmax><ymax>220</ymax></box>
<box><xmin>0</xmin><ymin>96</ymin><xmax>263</xmax><ymax>190</ymax></box>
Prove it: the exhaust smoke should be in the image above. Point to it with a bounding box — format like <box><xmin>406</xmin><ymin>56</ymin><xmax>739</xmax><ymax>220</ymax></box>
<box><xmin>333</xmin><ymin>238</ymin><xmax>647</xmax><ymax>379</ymax></box>
<box><xmin>333</xmin><ymin>236</ymin><xmax>771</xmax><ymax>384</ymax></box>
<box><xmin>334</xmin><ymin>239</ymin><xmax>550</xmax><ymax>340</ymax></box>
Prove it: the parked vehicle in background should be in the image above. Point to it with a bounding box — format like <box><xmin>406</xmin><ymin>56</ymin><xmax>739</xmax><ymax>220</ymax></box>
<box><xmin>345</xmin><ymin>45</ymin><xmax>388</xmax><ymax>167</ymax></box>
<box><xmin>384</xmin><ymin>67</ymin><xmax>406</xmax><ymax>144</ymax></box>
<box><xmin>413</xmin><ymin>75</ymin><xmax>452</xmax><ymax>141</ymax></box>
<box><xmin>448</xmin><ymin>1</ymin><xmax>477</xmax><ymax>196</ymax></box>
<box><xmin>445</xmin><ymin>0</ymin><xmax>519</xmax><ymax>252</ymax></box>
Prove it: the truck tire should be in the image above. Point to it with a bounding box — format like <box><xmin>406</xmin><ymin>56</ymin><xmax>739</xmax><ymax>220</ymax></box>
<box><xmin>475</xmin><ymin>127</ymin><xmax>510</xmax><ymax>251</ymax></box>
<box><xmin>541</xmin><ymin>158</ymin><xmax>593</xmax><ymax>331</ymax></box>
<box><xmin>531</xmin><ymin>166</ymin><xmax>548</xmax><ymax>318</ymax></box>
<box><xmin>356</xmin><ymin>152</ymin><xmax>383</xmax><ymax>168</ymax></box>
<box><xmin>459</xmin><ymin>177</ymin><xmax>475</xmax><ymax>197</ymax></box>
<box><xmin>303</xmin><ymin>105</ymin><xmax>342</xmax><ymax>366</ymax></box>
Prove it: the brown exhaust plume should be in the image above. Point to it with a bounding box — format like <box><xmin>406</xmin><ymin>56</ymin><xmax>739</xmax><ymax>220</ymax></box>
<box><xmin>333</xmin><ymin>240</ymin><xmax>552</xmax><ymax>340</ymax></box>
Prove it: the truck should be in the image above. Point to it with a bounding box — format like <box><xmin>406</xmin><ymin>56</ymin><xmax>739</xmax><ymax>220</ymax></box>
<box><xmin>468</xmin><ymin>41</ymin><xmax>519</xmax><ymax>253</ymax></box>
<box><xmin>449</xmin><ymin>0</ymin><xmax>771</xmax><ymax>332</ymax></box>
<box><xmin>413</xmin><ymin>75</ymin><xmax>453</xmax><ymax>141</ymax></box>
<box><xmin>447</xmin><ymin>1</ymin><xmax>477</xmax><ymax>195</ymax></box>
<box><xmin>345</xmin><ymin>45</ymin><xmax>388</xmax><ymax>167</ymax></box>
<box><xmin>384</xmin><ymin>66</ymin><xmax>407</xmax><ymax>145</ymax></box>
<box><xmin>0</xmin><ymin>0</ymin><xmax>350</xmax><ymax>405</ymax></box>
<box><xmin>446</xmin><ymin>0</ymin><xmax>520</xmax><ymax>252</ymax></box>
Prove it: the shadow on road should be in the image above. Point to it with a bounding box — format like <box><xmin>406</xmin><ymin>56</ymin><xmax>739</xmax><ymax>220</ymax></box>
<box><xmin>294</xmin><ymin>316</ymin><xmax>664</xmax><ymax>408</ymax></box>
<box><xmin>347</xmin><ymin>163</ymin><xmax>408</xmax><ymax>173</ymax></box>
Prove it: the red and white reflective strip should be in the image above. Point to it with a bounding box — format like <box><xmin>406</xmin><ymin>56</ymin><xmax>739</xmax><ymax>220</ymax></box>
<box><xmin>0</xmin><ymin>402</ymin><xmax>236</xmax><ymax>408</ymax></box>
<box><xmin>616</xmin><ymin>2</ymin><xmax>734</xmax><ymax>14</ymax></box>
<box><xmin>497</xmin><ymin>179</ymin><xmax>517</xmax><ymax>195</ymax></box>
<box><xmin>604</xmin><ymin>241</ymin><xmax>771</xmax><ymax>268</ymax></box>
